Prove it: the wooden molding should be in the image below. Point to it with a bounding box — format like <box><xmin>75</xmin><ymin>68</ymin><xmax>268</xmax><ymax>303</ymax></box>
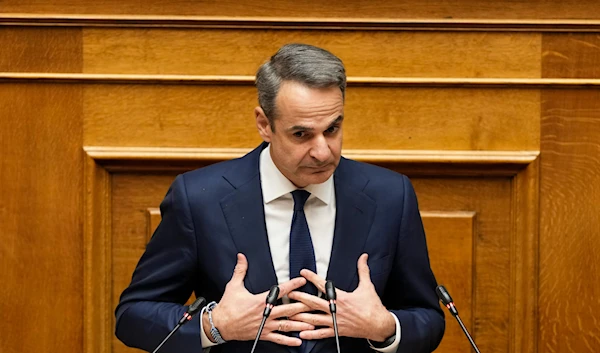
<box><xmin>83</xmin><ymin>152</ymin><xmax>112</xmax><ymax>353</ymax></box>
<box><xmin>83</xmin><ymin>146</ymin><xmax>539</xmax><ymax>175</ymax></box>
<box><xmin>4</xmin><ymin>73</ymin><xmax>600</xmax><ymax>88</ymax></box>
<box><xmin>3</xmin><ymin>13</ymin><xmax>600</xmax><ymax>32</ymax></box>
<box><xmin>510</xmin><ymin>157</ymin><xmax>539</xmax><ymax>353</ymax></box>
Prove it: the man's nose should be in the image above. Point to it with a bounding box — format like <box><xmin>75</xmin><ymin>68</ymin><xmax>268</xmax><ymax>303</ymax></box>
<box><xmin>309</xmin><ymin>135</ymin><xmax>331</xmax><ymax>162</ymax></box>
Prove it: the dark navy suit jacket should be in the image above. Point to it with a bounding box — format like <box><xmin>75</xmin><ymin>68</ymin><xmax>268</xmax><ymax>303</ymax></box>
<box><xmin>115</xmin><ymin>143</ymin><xmax>444</xmax><ymax>353</ymax></box>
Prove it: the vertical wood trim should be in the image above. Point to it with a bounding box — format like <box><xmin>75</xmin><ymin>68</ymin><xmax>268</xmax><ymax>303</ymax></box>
<box><xmin>510</xmin><ymin>157</ymin><xmax>539</xmax><ymax>353</ymax></box>
<box><xmin>84</xmin><ymin>153</ymin><xmax>112</xmax><ymax>353</ymax></box>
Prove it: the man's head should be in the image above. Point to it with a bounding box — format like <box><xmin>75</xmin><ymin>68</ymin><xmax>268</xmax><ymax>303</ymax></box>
<box><xmin>255</xmin><ymin>44</ymin><xmax>347</xmax><ymax>188</ymax></box>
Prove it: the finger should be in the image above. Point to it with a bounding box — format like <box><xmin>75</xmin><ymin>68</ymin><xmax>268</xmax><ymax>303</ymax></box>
<box><xmin>266</xmin><ymin>319</ymin><xmax>314</xmax><ymax>333</ymax></box>
<box><xmin>287</xmin><ymin>291</ymin><xmax>329</xmax><ymax>312</ymax></box>
<box><xmin>271</xmin><ymin>302</ymin><xmax>312</xmax><ymax>318</ymax></box>
<box><xmin>262</xmin><ymin>332</ymin><xmax>302</xmax><ymax>346</ymax></box>
<box><xmin>230</xmin><ymin>253</ymin><xmax>248</xmax><ymax>284</ymax></box>
<box><xmin>277</xmin><ymin>277</ymin><xmax>307</xmax><ymax>298</ymax></box>
<box><xmin>357</xmin><ymin>253</ymin><xmax>372</xmax><ymax>286</ymax></box>
<box><xmin>288</xmin><ymin>313</ymin><xmax>332</xmax><ymax>327</ymax></box>
<box><xmin>299</xmin><ymin>269</ymin><xmax>326</xmax><ymax>293</ymax></box>
<box><xmin>299</xmin><ymin>328</ymin><xmax>335</xmax><ymax>340</ymax></box>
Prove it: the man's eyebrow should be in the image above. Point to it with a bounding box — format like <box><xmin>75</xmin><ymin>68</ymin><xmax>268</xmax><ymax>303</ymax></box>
<box><xmin>328</xmin><ymin>115</ymin><xmax>344</xmax><ymax>127</ymax></box>
<box><xmin>286</xmin><ymin>115</ymin><xmax>344</xmax><ymax>132</ymax></box>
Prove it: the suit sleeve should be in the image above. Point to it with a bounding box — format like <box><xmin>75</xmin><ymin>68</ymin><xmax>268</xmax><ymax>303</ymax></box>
<box><xmin>385</xmin><ymin>175</ymin><xmax>445</xmax><ymax>353</ymax></box>
<box><xmin>115</xmin><ymin>174</ymin><xmax>203</xmax><ymax>353</ymax></box>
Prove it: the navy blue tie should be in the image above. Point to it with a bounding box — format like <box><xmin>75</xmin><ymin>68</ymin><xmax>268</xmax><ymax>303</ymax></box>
<box><xmin>289</xmin><ymin>190</ymin><xmax>317</xmax><ymax>353</ymax></box>
<box><xmin>289</xmin><ymin>190</ymin><xmax>318</xmax><ymax>296</ymax></box>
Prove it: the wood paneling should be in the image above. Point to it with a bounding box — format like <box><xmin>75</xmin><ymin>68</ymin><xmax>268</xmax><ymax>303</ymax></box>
<box><xmin>0</xmin><ymin>83</ymin><xmax>83</xmax><ymax>353</ymax></box>
<box><xmin>540</xmin><ymin>33</ymin><xmax>600</xmax><ymax>353</ymax></box>
<box><xmin>145</xmin><ymin>208</ymin><xmax>161</xmax><ymax>242</ymax></box>
<box><xmin>83</xmin><ymin>29</ymin><xmax>541</xmax><ymax>78</ymax></box>
<box><xmin>2</xmin><ymin>0</ymin><xmax>600</xmax><ymax>19</ymax></box>
<box><xmin>423</xmin><ymin>212</ymin><xmax>476</xmax><ymax>353</ymax></box>
<box><xmin>0</xmin><ymin>27</ymin><xmax>82</xmax><ymax>72</ymax></box>
<box><xmin>83</xmin><ymin>84</ymin><xmax>540</xmax><ymax>151</ymax></box>
<box><xmin>412</xmin><ymin>177</ymin><xmax>512</xmax><ymax>353</ymax></box>
<box><xmin>543</xmin><ymin>34</ymin><xmax>600</xmax><ymax>78</ymax></box>
<box><xmin>539</xmin><ymin>89</ymin><xmax>600</xmax><ymax>353</ymax></box>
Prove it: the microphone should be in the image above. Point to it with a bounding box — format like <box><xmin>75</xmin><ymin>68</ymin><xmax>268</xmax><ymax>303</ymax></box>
<box><xmin>152</xmin><ymin>296</ymin><xmax>207</xmax><ymax>353</ymax></box>
<box><xmin>325</xmin><ymin>280</ymin><xmax>341</xmax><ymax>353</ymax></box>
<box><xmin>436</xmin><ymin>285</ymin><xmax>481</xmax><ymax>353</ymax></box>
<box><xmin>250</xmin><ymin>285</ymin><xmax>280</xmax><ymax>353</ymax></box>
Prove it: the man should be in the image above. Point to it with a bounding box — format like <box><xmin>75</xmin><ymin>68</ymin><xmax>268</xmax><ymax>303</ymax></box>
<box><xmin>115</xmin><ymin>43</ymin><xmax>444</xmax><ymax>353</ymax></box>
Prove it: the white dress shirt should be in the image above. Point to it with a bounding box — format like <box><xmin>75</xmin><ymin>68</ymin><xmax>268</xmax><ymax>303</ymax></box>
<box><xmin>201</xmin><ymin>145</ymin><xmax>400</xmax><ymax>351</ymax></box>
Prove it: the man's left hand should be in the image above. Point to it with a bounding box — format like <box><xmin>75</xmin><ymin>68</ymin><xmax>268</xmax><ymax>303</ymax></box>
<box><xmin>287</xmin><ymin>253</ymin><xmax>395</xmax><ymax>342</ymax></box>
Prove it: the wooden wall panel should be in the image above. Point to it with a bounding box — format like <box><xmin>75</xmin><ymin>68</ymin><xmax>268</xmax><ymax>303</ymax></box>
<box><xmin>540</xmin><ymin>34</ymin><xmax>600</xmax><ymax>353</ymax></box>
<box><xmin>83</xmin><ymin>29</ymin><xmax>541</xmax><ymax>78</ymax></box>
<box><xmin>539</xmin><ymin>90</ymin><xmax>600</xmax><ymax>353</ymax></box>
<box><xmin>423</xmin><ymin>212</ymin><xmax>476</xmax><ymax>353</ymax></box>
<box><xmin>83</xmin><ymin>84</ymin><xmax>540</xmax><ymax>151</ymax></box>
<box><xmin>0</xmin><ymin>27</ymin><xmax>82</xmax><ymax>72</ymax></box>
<box><xmin>0</xmin><ymin>83</ymin><xmax>83</xmax><ymax>353</ymax></box>
<box><xmin>145</xmin><ymin>208</ymin><xmax>161</xmax><ymax>242</ymax></box>
<box><xmin>2</xmin><ymin>0</ymin><xmax>600</xmax><ymax>19</ymax></box>
<box><xmin>543</xmin><ymin>34</ymin><xmax>600</xmax><ymax>78</ymax></box>
<box><xmin>412</xmin><ymin>177</ymin><xmax>512</xmax><ymax>353</ymax></box>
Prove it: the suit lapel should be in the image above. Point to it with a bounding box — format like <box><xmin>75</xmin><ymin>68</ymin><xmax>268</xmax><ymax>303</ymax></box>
<box><xmin>220</xmin><ymin>143</ymin><xmax>278</xmax><ymax>294</ymax></box>
<box><xmin>326</xmin><ymin>159</ymin><xmax>376</xmax><ymax>292</ymax></box>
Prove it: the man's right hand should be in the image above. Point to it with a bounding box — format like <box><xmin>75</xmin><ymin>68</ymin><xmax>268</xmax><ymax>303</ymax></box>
<box><xmin>204</xmin><ymin>253</ymin><xmax>313</xmax><ymax>346</ymax></box>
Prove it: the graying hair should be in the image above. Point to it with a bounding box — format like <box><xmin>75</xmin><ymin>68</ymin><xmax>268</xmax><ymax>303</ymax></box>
<box><xmin>255</xmin><ymin>43</ymin><xmax>346</xmax><ymax>130</ymax></box>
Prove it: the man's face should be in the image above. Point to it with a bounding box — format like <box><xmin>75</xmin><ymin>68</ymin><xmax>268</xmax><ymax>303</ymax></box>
<box><xmin>255</xmin><ymin>81</ymin><xmax>344</xmax><ymax>188</ymax></box>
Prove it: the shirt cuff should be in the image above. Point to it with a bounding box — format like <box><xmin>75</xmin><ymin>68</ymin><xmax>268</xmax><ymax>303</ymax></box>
<box><xmin>200</xmin><ymin>305</ymin><xmax>219</xmax><ymax>348</ymax></box>
<box><xmin>367</xmin><ymin>312</ymin><xmax>401</xmax><ymax>352</ymax></box>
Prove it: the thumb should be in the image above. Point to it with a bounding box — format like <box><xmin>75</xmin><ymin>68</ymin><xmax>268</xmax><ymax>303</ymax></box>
<box><xmin>357</xmin><ymin>253</ymin><xmax>372</xmax><ymax>286</ymax></box>
<box><xmin>230</xmin><ymin>253</ymin><xmax>248</xmax><ymax>284</ymax></box>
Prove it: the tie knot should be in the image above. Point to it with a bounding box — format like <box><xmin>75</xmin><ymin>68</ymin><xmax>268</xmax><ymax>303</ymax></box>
<box><xmin>291</xmin><ymin>190</ymin><xmax>311</xmax><ymax>211</ymax></box>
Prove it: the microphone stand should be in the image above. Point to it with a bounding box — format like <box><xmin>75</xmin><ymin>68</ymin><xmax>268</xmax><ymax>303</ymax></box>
<box><xmin>325</xmin><ymin>280</ymin><xmax>341</xmax><ymax>353</ymax></box>
<box><xmin>436</xmin><ymin>285</ymin><xmax>481</xmax><ymax>353</ymax></box>
<box><xmin>250</xmin><ymin>285</ymin><xmax>280</xmax><ymax>353</ymax></box>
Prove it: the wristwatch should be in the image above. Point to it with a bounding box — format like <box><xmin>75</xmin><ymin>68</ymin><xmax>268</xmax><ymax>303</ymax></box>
<box><xmin>206</xmin><ymin>301</ymin><xmax>227</xmax><ymax>344</ymax></box>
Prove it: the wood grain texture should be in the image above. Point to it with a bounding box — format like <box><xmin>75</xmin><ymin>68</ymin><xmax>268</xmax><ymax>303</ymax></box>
<box><xmin>84</xmin><ymin>154</ymin><xmax>112</xmax><ymax>353</ymax></box>
<box><xmin>4</xmin><ymin>14</ymin><xmax>600</xmax><ymax>33</ymax></box>
<box><xmin>0</xmin><ymin>27</ymin><xmax>82</xmax><ymax>72</ymax></box>
<box><xmin>511</xmin><ymin>157</ymin><xmax>539</xmax><ymax>353</ymax></box>
<box><xmin>543</xmin><ymin>34</ymin><xmax>600</xmax><ymax>78</ymax></box>
<box><xmin>540</xmin><ymin>33</ymin><xmax>600</xmax><ymax>353</ymax></box>
<box><xmin>0</xmin><ymin>83</ymin><xmax>83</xmax><ymax>353</ymax></box>
<box><xmin>539</xmin><ymin>89</ymin><xmax>600</xmax><ymax>353</ymax></box>
<box><xmin>82</xmin><ymin>28</ymin><xmax>541</xmax><ymax>78</ymax></box>
<box><xmin>412</xmin><ymin>177</ymin><xmax>513</xmax><ymax>353</ymax></box>
<box><xmin>3</xmin><ymin>0</ymin><xmax>600</xmax><ymax>19</ymax></box>
<box><xmin>6</xmin><ymin>73</ymin><xmax>600</xmax><ymax>88</ymax></box>
<box><xmin>145</xmin><ymin>207</ymin><xmax>161</xmax><ymax>242</ymax></box>
<box><xmin>83</xmin><ymin>84</ymin><xmax>540</xmax><ymax>151</ymax></box>
<box><xmin>423</xmin><ymin>212</ymin><xmax>476</xmax><ymax>353</ymax></box>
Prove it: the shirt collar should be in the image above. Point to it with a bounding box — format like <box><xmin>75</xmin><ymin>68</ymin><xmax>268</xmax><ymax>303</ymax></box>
<box><xmin>260</xmin><ymin>144</ymin><xmax>334</xmax><ymax>205</ymax></box>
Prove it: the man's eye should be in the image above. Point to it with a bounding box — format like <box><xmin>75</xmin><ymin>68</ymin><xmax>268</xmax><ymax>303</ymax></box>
<box><xmin>326</xmin><ymin>126</ymin><xmax>339</xmax><ymax>134</ymax></box>
<box><xmin>293</xmin><ymin>131</ymin><xmax>305</xmax><ymax>138</ymax></box>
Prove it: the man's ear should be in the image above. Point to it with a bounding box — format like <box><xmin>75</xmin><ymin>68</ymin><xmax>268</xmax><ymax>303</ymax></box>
<box><xmin>255</xmin><ymin>106</ymin><xmax>273</xmax><ymax>142</ymax></box>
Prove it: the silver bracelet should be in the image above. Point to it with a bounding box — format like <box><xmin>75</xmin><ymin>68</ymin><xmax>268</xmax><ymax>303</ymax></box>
<box><xmin>206</xmin><ymin>301</ymin><xmax>226</xmax><ymax>344</ymax></box>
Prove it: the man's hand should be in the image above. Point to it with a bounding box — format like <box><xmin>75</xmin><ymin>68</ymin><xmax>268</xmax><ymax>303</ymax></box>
<box><xmin>287</xmin><ymin>254</ymin><xmax>396</xmax><ymax>342</ymax></box>
<box><xmin>205</xmin><ymin>253</ymin><xmax>315</xmax><ymax>346</ymax></box>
